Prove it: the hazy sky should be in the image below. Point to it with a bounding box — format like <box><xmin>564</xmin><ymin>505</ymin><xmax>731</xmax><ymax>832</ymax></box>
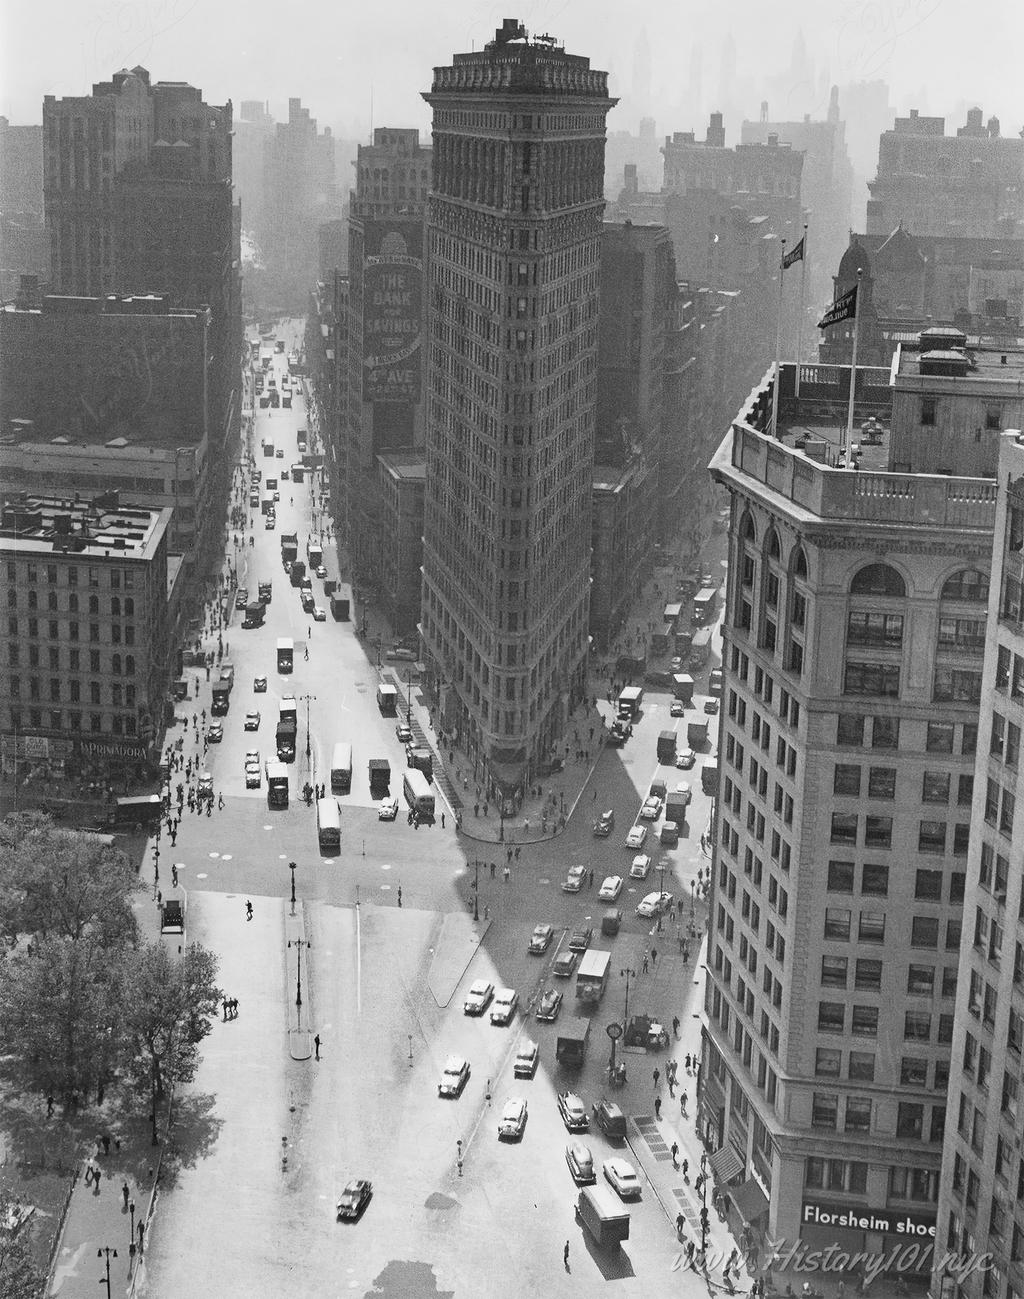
<box><xmin>2</xmin><ymin>0</ymin><xmax>1021</xmax><ymax>146</ymax></box>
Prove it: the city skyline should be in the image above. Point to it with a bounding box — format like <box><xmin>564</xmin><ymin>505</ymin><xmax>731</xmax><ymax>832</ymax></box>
<box><xmin>2</xmin><ymin>0</ymin><xmax>1022</xmax><ymax>145</ymax></box>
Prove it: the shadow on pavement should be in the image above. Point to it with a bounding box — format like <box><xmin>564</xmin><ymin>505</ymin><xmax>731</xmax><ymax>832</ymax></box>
<box><xmin>154</xmin><ymin>1092</ymin><xmax>223</xmax><ymax>1188</ymax></box>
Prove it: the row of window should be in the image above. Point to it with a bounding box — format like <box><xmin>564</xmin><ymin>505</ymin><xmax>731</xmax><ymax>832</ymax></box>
<box><xmin>846</xmin><ymin>610</ymin><xmax>984</xmax><ymax>651</ymax></box>
<box><xmin>842</xmin><ymin>661</ymin><xmax>983</xmax><ymax>702</ymax></box>
<box><xmin>830</xmin><ymin>811</ymin><xmax>970</xmax><ymax>854</ymax></box>
<box><xmin>824</xmin><ymin>907</ymin><xmax>962</xmax><ymax>951</ymax></box>
<box><xmin>8</xmin><ymin>709</ymin><xmax>138</xmax><ymax>735</ymax></box>
<box><xmin>4</xmin><ymin>561</ymin><xmax>138</xmax><ymax>589</ymax></box>
<box><xmin>836</xmin><ymin>712</ymin><xmax>978</xmax><ymax>754</ymax></box>
<box><xmin>827</xmin><ymin>859</ymin><xmax>966</xmax><ymax>903</ymax></box>
<box><xmin>7</xmin><ymin>621</ymin><xmax>138</xmax><ymax>650</ymax></box>
<box><xmin>806</xmin><ymin>1157</ymin><xmax>939</xmax><ymax>1205</ymax></box>
<box><xmin>811</xmin><ymin>1092</ymin><xmax>944</xmax><ymax>1142</ymax></box>
<box><xmin>833</xmin><ymin>762</ymin><xmax>973</xmax><ymax>804</ymax></box>
<box><xmin>821</xmin><ymin>954</ymin><xmax>957</xmax><ymax>996</ymax></box>
<box><xmin>6</xmin><ymin>590</ymin><xmax>137</xmax><ymax>616</ymax></box>
<box><xmin>10</xmin><ymin>677</ymin><xmax>137</xmax><ymax>705</ymax></box>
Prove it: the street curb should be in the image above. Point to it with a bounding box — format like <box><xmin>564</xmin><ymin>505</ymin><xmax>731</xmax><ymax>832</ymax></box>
<box><xmin>449</xmin><ymin>752</ymin><xmax>600</xmax><ymax>846</ymax></box>
<box><xmin>426</xmin><ymin>911</ymin><xmax>492</xmax><ymax>1009</ymax></box>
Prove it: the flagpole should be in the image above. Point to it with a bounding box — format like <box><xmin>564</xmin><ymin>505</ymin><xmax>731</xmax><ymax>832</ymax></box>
<box><xmin>843</xmin><ymin>268</ymin><xmax>862</xmax><ymax>461</ymax></box>
<box><xmin>771</xmin><ymin>239</ymin><xmax>786</xmax><ymax>438</ymax></box>
<box><xmin>795</xmin><ymin>221</ymin><xmax>808</xmax><ymax>398</ymax></box>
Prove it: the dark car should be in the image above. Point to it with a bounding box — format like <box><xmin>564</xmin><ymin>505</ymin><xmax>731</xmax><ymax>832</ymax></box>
<box><xmin>593</xmin><ymin>1096</ymin><xmax>627</xmax><ymax>1139</ymax></box>
<box><xmin>567</xmin><ymin>926</ymin><xmax>593</xmax><ymax>953</ymax></box>
<box><xmin>336</xmin><ymin>1179</ymin><xmax>372</xmax><ymax>1220</ymax></box>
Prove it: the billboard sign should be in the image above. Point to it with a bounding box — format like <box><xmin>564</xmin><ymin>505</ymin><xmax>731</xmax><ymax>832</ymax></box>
<box><xmin>362</xmin><ymin>220</ymin><xmax>423</xmax><ymax>403</ymax></box>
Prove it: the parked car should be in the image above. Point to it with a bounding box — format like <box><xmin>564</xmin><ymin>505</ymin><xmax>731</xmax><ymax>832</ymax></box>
<box><xmin>235</xmin><ymin>589</ymin><xmax>248</xmax><ymax>610</ymax></box>
<box><xmin>315</xmin><ymin>565</ymin><xmax>327</xmax><ymax>579</ymax></box>
<box><xmin>709</xmin><ymin>668</ymin><xmax>724</xmax><ymax>695</ymax></box>
<box><xmin>670</xmin><ymin>699</ymin><xmax>685</xmax><ymax>717</ymax></box>
<box><xmin>675</xmin><ymin>747</ymin><xmax>696</xmax><ymax>769</ymax></box>
<box><xmin>207</xmin><ymin>722</ymin><xmax>223</xmax><ymax>743</ymax></box>
<box><xmin>639</xmin><ymin>796</ymin><xmax>662</xmax><ymax>821</ymax></box>
<box><xmin>592</xmin><ymin>1097</ymin><xmax>627</xmax><ymax>1139</ymax></box>
<box><xmin>625</xmin><ymin>825</ymin><xmax>648</xmax><ymax>849</ymax></box>
<box><xmin>514</xmin><ymin>1040</ymin><xmax>539</xmax><ymax>1079</ymax></box>
<box><xmin>565</xmin><ymin>1141</ymin><xmax>596</xmax><ymax>1185</ymax></box>
<box><xmin>395</xmin><ymin>722</ymin><xmax>413</xmax><ymax>743</ymax></box>
<box><xmin>557</xmin><ymin>1091</ymin><xmax>589</xmax><ymax>1132</ymax></box>
<box><xmin>562</xmin><ymin>864</ymin><xmax>586</xmax><ymax>893</ymax></box>
<box><xmin>498</xmin><ymin>1098</ymin><xmax>528</xmax><ymax>1141</ymax></box>
<box><xmin>675</xmin><ymin>782</ymin><xmax>693</xmax><ymax>805</ymax></box>
<box><xmin>378</xmin><ymin>797</ymin><xmax>399</xmax><ymax>821</ymax></box>
<box><xmin>603</xmin><ymin>1158</ymin><xmax>641</xmax><ymax>1200</ymax></box>
<box><xmin>636</xmin><ymin>891</ymin><xmax>674</xmax><ymax>918</ymax></box>
<box><xmin>704</xmin><ymin>698</ymin><xmax>720</xmax><ymax>715</ymax></box>
<box><xmin>536</xmin><ymin>988</ymin><xmax>563</xmax><ymax>1021</ymax></box>
<box><xmin>312</xmin><ymin>606</ymin><xmax>326</xmax><ymax>622</ymax></box>
<box><xmin>598</xmin><ymin>875</ymin><xmax>623</xmax><ymax>902</ymax></box>
<box><xmin>336</xmin><ymin>1179</ymin><xmax>372</xmax><ymax>1220</ymax></box>
<box><xmin>529</xmin><ymin>923</ymin><xmax>554</xmax><ymax>954</ymax></box>
<box><xmin>593</xmin><ymin>809</ymin><xmax>615</xmax><ymax>837</ymax></box>
<box><xmin>629</xmin><ymin>854</ymin><xmax>651</xmax><ymax>880</ymax></box>
<box><xmin>438</xmin><ymin>1056</ymin><xmax>470</xmax><ymax>1098</ymax></box>
<box><xmin>463</xmin><ymin>980</ymin><xmax>494</xmax><ymax>1016</ymax></box>
<box><xmin>245</xmin><ymin>766</ymin><xmax>261</xmax><ymax>789</ymax></box>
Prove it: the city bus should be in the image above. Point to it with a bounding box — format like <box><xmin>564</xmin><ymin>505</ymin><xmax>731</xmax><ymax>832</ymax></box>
<box><xmin>692</xmin><ymin>588</ymin><xmax>717</xmax><ymax>625</ymax></box>
<box><xmin>112</xmin><ymin>795</ymin><xmax>163</xmax><ymax>830</ymax></box>
<box><xmin>277</xmin><ymin>637</ymin><xmax>294</xmax><ymax>673</ymax></box>
<box><xmin>402</xmin><ymin>768</ymin><xmax>435</xmax><ymax>819</ymax></box>
<box><xmin>330</xmin><ymin>742</ymin><xmax>353</xmax><ymax>794</ymax></box>
<box><xmin>316</xmin><ymin>796</ymin><xmax>341</xmax><ymax>851</ymax></box>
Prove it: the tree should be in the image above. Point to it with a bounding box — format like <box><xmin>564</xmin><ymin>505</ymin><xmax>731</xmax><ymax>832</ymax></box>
<box><xmin>0</xmin><ymin>1192</ymin><xmax>44</xmax><ymax>1299</ymax></box>
<box><xmin>0</xmin><ymin>818</ymin><xmax>139</xmax><ymax>948</ymax></box>
<box><xmin>120</xmin><ymin>942</ymin><xmax>221</xmax><ymax>1145</ymax></box>
<box><xmin>0</xmin><ymin>935</ymin><xmax>127</xmax><ymax>1107</ymax></box>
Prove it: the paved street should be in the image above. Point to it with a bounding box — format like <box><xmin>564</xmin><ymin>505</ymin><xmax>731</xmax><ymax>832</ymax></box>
<box><xmin>126</xmin><ymin>320</ymin><xmax>736</xmax><ymax>1296</ymax></box>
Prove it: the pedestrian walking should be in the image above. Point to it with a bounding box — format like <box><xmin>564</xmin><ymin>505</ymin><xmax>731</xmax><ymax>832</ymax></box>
<box><xmin>46</xmin><ymin>1095</ymin><xmax>54</xmax><ymax>1117</ymax></box>
<box><xmin>673</xmin><ymin>1016</ymin><xmax>681</xmax><ymax>1038</ymax></box>
<box><xmin>101</xmin><ymin>1133</ymin><xmax>111</xmax><ymax>1156</ymax></box>
<box><xmin>654</xmin><ymin>1096</ymin><xmax>662</xmax><ymax>1118</ymax></box>
<box><xmin>137</xmin><ymin>1221</ymin><xmax>145</xmax><ymax>1253</ymax></box>
<box><xmin>642</xmin><ymin>953</ymin><xmax>649</xmax><ymax>974</ymax></box>
<box><xmin>246</xmin><ymin>900</ymin><xmax>253</xmax><ymax>921</ymax></box>
<box><xmin>314</xmin><ymin>1034</ymin><xmax>321</xmax><ymax>1060</ymax></box>
<box><xmin>564</xmin><ymin>1240</ymin><xmax>570</xmax><ymax>1270</ymax></box>
<box><xmin>670</xmin><ymin>1141</ymin><xmax>679</xmax><ymax>1168</ymax></box>
<box><xmin>588</xmin><ymin>868</ymin><xmax>595</xmax><ymax>888</ymax></box>
<box><xmin>397</xmin><ymin>886</ymin><xmax>403</xmax><ymax>907</ymax></box>
<box><xmin>651</xmin><ymin>946</ymin><xmax>658</xmax><ymax>965</ymax></box>
<box><xmin>93</xmin><ymin>1164</ymin><xmax>102</xmax><ymax>1192</ymax></box>
<box><xmin>681</xmin><ymin>1091</ymin><xmax>688</xmax><ymax>1116</ymax></box>
<box><xmin>685</xmin><ymin>1052</ymin><xmax>692</xmax><ymax>1071</ymax></box>
<box><xmin>122</xmin><ymin>1180</ymin><xmax>130</xmax><ymax>1209</ymax></box>
<box><xmin>653</xmin><ymin>1067</ymin><xmax>660</xmax><ymax>1088</ymax></box>
<box><xmin>515</xmin><ymin>846</ymin><xmax>521</xmax><ymax>861</ymax></box>
<box><xmin>85</xmin><ymin>1161</ymin><xmax>93</xmax><ymax>1186</ymax></box>
<box><xmin>503</xmin><ymin>865</ymin><xmax>511</xmax><ymax>883</ymax></box>
<box><xmin>490</xmin><ymin>862</ymin><xmax>496</xmax><ymax>879</ymax></box>
<box><xmin>223</xmin><ymin>998</ymin><xmax>229</xmax><ymax>1020</ymax></box>
<box><xmin>441</xmin><ymin>812</ymin><xmax>445</xmax><ymax>828</ymax></box>
<box><xmin>172</xmin><ymin>864</ymin><xmax>179</xmax><ymax>887</ymax></box>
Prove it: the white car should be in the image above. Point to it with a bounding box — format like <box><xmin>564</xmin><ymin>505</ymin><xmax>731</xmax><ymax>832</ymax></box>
<box><xmin>562</xmin><ymin>864</ymin><xmax>587</xmax><ymax>893</ymax></box>
<box><xmin>675</xmin><ymin>782</ymin><xmax>692</xmax><ymax>806</ymax></box>
<box><xmin>603</xmin><ymin>1157</ymin><xmax>642</xmax><ymax>1200</ymax></box>
<box><xmin>498</xmin><ymin>1097</ymin><xmax>528</xmax><ymax>1141</ymax></box>
<box><xmin>639</xmin><ymin>796</ymin><xmax>662</xmax><ymax>821</ymax></box>
<box><xmin>244</xmin><ymin>711</ymin><xmax>261</xmax><ymax>731</ymax></box>
<box><xmin>463</xmin><ymin>980</ymin><xmax>494</xmax><ymax>1016</ymax></box>
<box><xmin>245</xmin><ymin>766</ymin><xmax>261</xmax><ymax>789</ymax></box>
<box><xmin>378</xmin><ymin>796</ymin><xmax>399</xmax><ymax>821</ymax></box>
<box><xmin>625</xmin><ymin>825</ymin><xmax>648</xmax><ymax>850</ymax></box>
<box><xmin>315</xmin><ymin>565</ymin><xmax>327</xmax><ymax>579</ymax></box>
<box><xmin>438</xmin><ymin>1056</ymin><xmax>470</xmax><ymax>1099</ymax></box>
<box><xmin>675</xmin><ymin>748</ymin><xmax>696</xmax><ymax>769</ymax></box>
<box><xmin>629</xmin><ymin>854</ymin><xmax>652</xmax><ymax>880</ymax></box>
<box><xmin>312</xmin><ymin>606</ymin><xmax>326</xmax><ymax>622</ymax></box>
<box><xmin>598</xmin><ymin>875</ymin><xmax>623</xmax><ymax>902</ymax></box>
<box><xmin>490</xmin><ymin>988</ymin><xmax>519</xmax><ymax>1026</ymax></box>
<box><xmin>636</xmin><ymin>891</ymin><xmax>674</xmax><ymax>918</ymax></box>
<box><xmin>514</xmin><ymin>1040</ymin><xmax>539</xmax><ymax>1079</ymax></box>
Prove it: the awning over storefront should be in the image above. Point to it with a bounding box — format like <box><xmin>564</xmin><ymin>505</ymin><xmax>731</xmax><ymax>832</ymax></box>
<box><xmin>731</xmin><ymin>1178</ymin><xmax>769</xmax><ymax>1225</ymax></box>
<box><xmin>709</xmin><ymin>1145</ymin><xmax>744</xmax><ymax>1184</ymax></box>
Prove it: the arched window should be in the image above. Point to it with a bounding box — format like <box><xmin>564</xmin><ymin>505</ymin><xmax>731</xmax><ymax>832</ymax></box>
<box><xmin>110</xmin><ymin>597</ymin><xmax>120</xmax><ymax>616</ymax></box>
<box><xmin>941</xmin><ymin>569</ymin><xmax>989</xmax><ymax>603</ymax></box>
<box><xmin>111</xmin><ymin>654</ymin><xmax>121</xmax><ymax>676</ymax></box>
<box><xmin>851</xmin><ymin>564</ymin><xmax>906</xmax><ymax>597</ymax></box>
<box><xmin>767</xmin><ymin>529</ymin><xmax>782</xmax><ymax>560</ymax></box>
<box><xmin>793</xmin><ymin>546</ymin><xmax>808</xmax><ymax>579</ymax></box>
<box><xmin>125</xmin><ymin>656</ymin><xmax>136</xmax><ymax>676</ymax></box>
<box><xmin>740</xmin><ymin>512</ymin><xmax>756</xmax><ymax>542</ymax></box>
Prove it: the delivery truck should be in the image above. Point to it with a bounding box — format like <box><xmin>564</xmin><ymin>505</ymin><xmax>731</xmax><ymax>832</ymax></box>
<box><xmin>369</xmin><ymin>758</ymin><xmax>391</xmax><ymax>791</ymax></box>
<box><xmin>280</xmin><ymin>533</ymin><xmax>299</xmax><ymax>564</ymax></box>
<box><xmin>702</xmin><ymin>763</ymin><xmax>720</xmax><ymax>796</ymax></box>
<box><xmin>656</xmin><ymin>729</ymin><xmax>677</xmax><ymax>763</ymax></box>
<box><xmin>211</xmin><ymin>682</ymin><xmax>230</xmax><ymax>716</ymax></box>
<box><xmin>330</xmin><ymin>582</ymin><xmax>352</xmax><ymax>621</ymax></box>
<box><xmin>266</xmin><ymin>762</ymin><xmax>289</xmax><ymax>808</ymax></box>
<box><xmin>555</xmin><ymin>1017</ymin><xmax>591</xmax><ymax>1067</ymax></box>
<box><xmin>665</xmin><ymin>789</ymin><xmax>690</xmax><ymax>826</ymax></box>
<box><xmin>616</xmin><ymin>686</ymin><xmax>643</xmax><ymax>720</ymax></box>
<box><xmin>376</xmin><ymin>684</ymin><xmax>398</xmax><ymax>715</ymax></box>
<box><xmin>687</xmin><ymin>720</ymin><xmax>710</xmax><ymax>749</ymax></box>
<box><xmin>576</xmin><ymin>1186</ymin><xmax>630</xmax><ymax>1248</ymax></box>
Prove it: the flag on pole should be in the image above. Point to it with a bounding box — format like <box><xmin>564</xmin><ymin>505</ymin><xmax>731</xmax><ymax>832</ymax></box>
<box><xmin>818</xmin><ymin>284</ymin><xmax>857</xmax><ymax>330</ymax></box>
<box><xmin>782</xmin><ymin>237</ymin><xmax>804</xmax><ymax>271</ymax></box>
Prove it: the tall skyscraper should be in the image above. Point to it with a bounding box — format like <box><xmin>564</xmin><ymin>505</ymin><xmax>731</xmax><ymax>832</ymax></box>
<box><xmin>420</xmin><ymin>19</ymin><xmax>616</xmax><ymax>799</ymax></box>
<box><xmin>933</xmin><ymin>428</ymin><xmax>1024</xmax><ymax>1297</ymax></box>
<box><xmin>702</xmin><ymin>330</ymin><xmax>1023</xmax><ymax>1260</ymax></box>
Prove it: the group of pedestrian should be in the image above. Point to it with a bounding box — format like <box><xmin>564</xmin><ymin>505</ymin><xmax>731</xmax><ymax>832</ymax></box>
<box><xmin>221</xmin><ymin>998</ymin><xmax>240</xmax><ymax>1019</ymax></box>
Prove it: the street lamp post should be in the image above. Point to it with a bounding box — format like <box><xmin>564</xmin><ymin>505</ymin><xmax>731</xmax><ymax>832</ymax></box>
<box><xmin>289</xmin><ymin>860</ymin><xmax>297</xmax><ymax>915</ymax></box>
<box><xmin>657</xmin><ymin>859</ymin><xmax>667</xmax><ymax>932</ymax></box>
<box><xmin>97</xmin><ymin>1247</ymin><xmax>117</xmax><ymax>1298</ymax></box>
<box><xmin>288</xmin><ymin>937</ymin><xmax>310</xmax><ymax>1008</ymax></box>
<box><xmin>406</xmin><ymin>671</ymin><xmax>413</xmax><ymax>727</ymax></box>
<box><xmin>620</xmin><ymin>967</ymin><xmax>636</xmax><ymax>1033</ymax></box>
<box><xmin>128</xmin><ymin>1200</ymin><xmax>136</xmax><ymax>1255</ymax></box>
<box><xmin>690</xmin><ymin>877</ymin><xmax>697</xmax><ymax>916</ymax></box>
<box><xmin>473</xmin><ymin>860</ymin><xmax>480</xmax><ymax>922</ymax></box>
<box><xmin>301</xmin><ymin>694</ymin><xmax>316</xmax><ymax>767</ymax></box>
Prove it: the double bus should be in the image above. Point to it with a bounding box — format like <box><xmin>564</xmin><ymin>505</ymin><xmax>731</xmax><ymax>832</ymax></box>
<box><xmin>316</xmin><ymin>797</ymin><xmax>342</xmax><ymax>851</ymax></box>
<box><xmin>402</xmin><ymin>768</ymin><xmax>435</xmax><ymax>819</ymax></box>
<box><xmin>330</xmin><ymin>742</ymin><xmax>353</xmax><ymax>793</ymax></box>
<box><xmin>276</xmin><ymin>638</ymin><xmax>294</xmax><ymax>673</ymax></box>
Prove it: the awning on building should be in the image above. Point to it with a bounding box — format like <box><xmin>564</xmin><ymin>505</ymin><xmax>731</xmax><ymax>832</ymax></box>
<box><xmin>709</xmin><ymin>1145</ymin><xmax>744</xmax><ymax>1184</ymax></box>
<box><xmin>731</xmin><ymin>1178</ymin><xmax>769</xmax><ymax>1225</ymax></box>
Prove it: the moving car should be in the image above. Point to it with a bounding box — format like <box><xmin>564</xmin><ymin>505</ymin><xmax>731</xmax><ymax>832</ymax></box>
<box><xmin>598</xmin><ymin>875</ymin><xmax>623</xmax><ymax>902</ymax></box>
<box><xmin>567</xmin><ymin>926</ymin><xmax>593</xmax><ymax>952</ymax></box>
<box><xmin>557</xmin><ymin>1091</ymin><xmax>589</xmax><ymax>1132</ymax></box>
<box><xmin>565</xmin><ymin>1141</ymin><xmax>596</xmax><ymax>1185</ymax></box>
<box><xmin>593</xmin><ymin>1096</ymin><xmax>627</xmax><ymax>1138</ymax></box>
<box><xmin>438</xmin><ymin>1056</ymin><xmax>470</xmax><ymax>1098</ymax></box>
<box><xmin>593</xmin><ymin>809</ymin><xmax>615</xmax><ymax>837</ymax></box>
<box><xmin>709</xmin><ymin>668</ymin><xmax>724</xmax><ymax>695</ymax></box>
<box><xmin>514</xmin><ymin>1041</ymin><xmax>539</xmax><ymax>1079</ymax></box>
<box><xmin>378</xmin><ymin>796</ymin><xmax>399</xmax><ymax>821</ymax></box>
<box><xmin>265</xmin><ymin>516</ymin><xmax>275</xmax><ymax>530</ymax></box>
<box><xmin>208</xmin><ymin>722</ymin><xmax>223</xmax><ymax>743</ymax></box>
<box><xmin>636</xmin><ymin>891</ymin><xmax>674</xmax><ymax>918</ymax></box>
<box><xmin>336</xmin><ymin>1179</ymin><xmax>372</xmax><ymax>1220</ymax></box>
<box><xmin>562</xmin><ymin>864</ymin><xmax>586</xmax><ymax>893</ymax></box>
<box><xmin>639</xmin><ymin>796</ymin><xmax>662</xmax><ymax>821</ymax></box>
<box><xmin>300</xmin><ymin>592</ymin><xmax>315</xmax><ymax>613</ymax></box>
<box><xmin>553</xmin><ymin>949</ymin><xmax>577</xmax><ymax>978</ymax></box>
<box><xmin>276</xmin><ymin>448</ymin><xmax>284</xmax><ymax>459</ymax></box>
<box><xmin>603</xmin><ymin>1158</ymin><xmax>641</xmax><ymax>1200</ymax></box>
<box><xmin>198</xmin><ymin>772</ymin><xmax>214</xmax><ymax>798</ymax></box>
<box><xmin>529</xmin><ymin>924</ymin><xmax>554</xmax><ymax>954</ymax></box>
<box><xmin>498</xmin><ymin>1098</ymin><xmax>528</xmax><ymax>1141</ymax></box>
<box><xmin>536</xmin><ymin>988</ymin><xmax>563</xmax><ymax>1021</ymax></box>
<box><xmin>463</xmin><ymin>980</ymin><xmax>494</xmax><ymax>1016</ymax></box>
<box><xmin>490</xmin><ymin>988</ymin><xmax>519</xmax><ymax>1026</ymax></box>
<box><xmin>395</xmin><ymin>722</ymin><xmax>413</xmax><ymax>743</ymax></box>
<box><xmin>675</xmin><ymin>747</ymin><xmax>696</xmax><ymax>769</ymax></box>
<box><xmin>625</xmin><ymin>825</ymin><xmax>648</xmax><ymax>850</ymax></box>
<box><xmin>704</xmin><ymin>698</ymin><xmax>720</xmax><ymax>715</ymax></box>
<box><xmin>235</xmin><ymin>589</ymin><xmax>248</xmax><ymax>610</ymax></box>
<box><xmin>670</xmin><ymin>699</ymin><xmax>685</xmax><ymax>717</ymax></box>
<box><xmin>629</xmin><ymin>854</ymin><xmax>651</xmax><ymax>880</ymax></box>
<box><xmin>244</xmin><ymin>711</ymin><xmax>261</xmax><ymax>731</ymax></box>
<box><xmin>315</xmin><ymin>565</ymin><xmax>327</xmax><ymax>579</ymax></box>
<box><xmin>312</xmin><ymin>606</ymin><xmax>326</xmax><ymax>622</ymax></box>
<box><xmin>674</xmin><ymin>782</ymin><xmax>692</xmax><ymax>806</ymax></box>
<box><xmin>245</xmin><ymin>765</ymin><xmax>261</xmax><ymax>789</ymax></box>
